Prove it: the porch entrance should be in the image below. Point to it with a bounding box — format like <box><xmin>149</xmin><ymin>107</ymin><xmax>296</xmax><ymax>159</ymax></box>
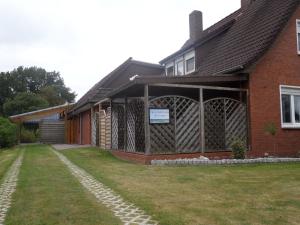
<box><xmin>111</xmin><ymin>91</ymin><xmax>247</xmax><ymax>154</ymax></box>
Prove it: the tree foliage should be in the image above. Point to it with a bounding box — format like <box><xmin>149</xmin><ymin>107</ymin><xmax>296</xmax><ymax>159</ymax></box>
<box><xmin>3</xmin><ymin>92</ymin><xmax>49</xmax><ymax>116</ymax></box>
<box><xmin>0</xmin><ymin>66</ymin><xmax>76</xmax><ymax>116</ymax></box>
<box><xmin>0</xmin><ymin>117</ymin><xmax>17</xmax><ymax>148</ymax></box>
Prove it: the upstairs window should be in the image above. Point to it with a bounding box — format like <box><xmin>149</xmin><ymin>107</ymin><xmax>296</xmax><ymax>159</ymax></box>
<box><xmin>185</xmin><ymin>51</ymin><xmax>195</xmax><ymax>74</ymax></box>
<box><xmin>175</xmin><ymin>58</ymin><xmax>184</xmax><ymax>76</ymax></box>
<box><xmin>165</xmin><ymin>62</ymin><xmax>174</xmax><ymax>76</ymax></box>
<box><xmin>165</xmin><ymin>50</ymin><xmax>195</xmax><ymax>76</ymax></box>
<box><xmin>297</xmin><ymin>20</ymin><xmax>300</xmax><ymax>54</ymax></box>
<box><xmin>280</xmin><ymin>85</ymin><xmax>300</xmax><ymax>128</ymax></box>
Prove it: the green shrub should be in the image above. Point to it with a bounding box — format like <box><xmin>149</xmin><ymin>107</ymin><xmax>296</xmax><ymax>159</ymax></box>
<box><xmin>264</xmin><ymin>122</ymin><xmax>277</xmax><ymax>136</ymax></box>
<box><xmin>0</xmin><ymin>117</ymin><xmax>17</xmax><ymax>148</ymax></box>
<box><xmin>20</xmin><ymin>128</ymin><xmax>37</xmax><ymax>143</ymax></box>
<box><xmin>231</xmin><ymin>139</ymin><xmax>246</xmax><ymax>159</ymax></box>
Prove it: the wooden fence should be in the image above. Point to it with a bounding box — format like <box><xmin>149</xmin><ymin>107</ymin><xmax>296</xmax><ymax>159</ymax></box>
<box><xmin>40</xmin><ymin>120</ymin><xmax>65</xmax><ymax>144</ymax></box>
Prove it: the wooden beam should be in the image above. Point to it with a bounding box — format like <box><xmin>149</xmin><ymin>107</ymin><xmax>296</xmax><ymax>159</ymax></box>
<box><xmin>124</xmin><ymin>98</ymin><xmax>128</xmax><ymax>152</ymax></box>
<box><xmin>150</xmin><ymin>83</ymin><xmax>248</xmax><ymax>92</ymax></box>
<box><xmin>144</xmin><ymin>85</ymin><xmax>151</xmax><ymax>155</ymax></box>
<box><xmin>199</xmin><ymin>88</ymin><xmax>205</xmax><ymax>153</ymax></box>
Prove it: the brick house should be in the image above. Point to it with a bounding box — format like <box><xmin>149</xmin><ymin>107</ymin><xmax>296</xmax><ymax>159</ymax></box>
<box><xmin>70</xmin><ymin>0</ymin><xmax>300</xmax><ymax>163</ymax></box>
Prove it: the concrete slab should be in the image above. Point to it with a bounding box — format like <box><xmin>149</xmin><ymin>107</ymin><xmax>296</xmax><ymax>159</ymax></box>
<box><xmin>51</xmin><ymin>144</ymin><xmax>92</xmax><ymax>150</ymax></box>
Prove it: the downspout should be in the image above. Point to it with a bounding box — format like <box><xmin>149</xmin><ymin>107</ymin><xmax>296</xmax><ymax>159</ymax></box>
<box><xmin>79</xmin><ymin>114</ymin><xmax>82</xmax><ymax>145</ymax></box>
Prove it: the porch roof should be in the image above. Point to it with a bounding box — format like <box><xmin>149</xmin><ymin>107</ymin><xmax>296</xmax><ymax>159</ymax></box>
<box><xmin>104</xmin><ymin>73</ymin><xmax>248</xmax><ymax>100</ymax></box>
<box><xmin>9</xmin><ymin>103</ymin><xmax>74</xmax><ymax>123</ymax></box>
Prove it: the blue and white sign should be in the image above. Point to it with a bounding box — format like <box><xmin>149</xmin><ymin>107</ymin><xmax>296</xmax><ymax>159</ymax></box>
<box><xmin>149</xmin><ymin>108</ymin><xmax>170</xmax><ymax>124</ymax></box>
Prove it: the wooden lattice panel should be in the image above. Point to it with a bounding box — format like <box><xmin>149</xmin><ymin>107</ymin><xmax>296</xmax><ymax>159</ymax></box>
<box><xmin>175</xmin><ymin>97</ymin><xmax>200</xmax><ymax>152</ymax></box>
<box><xmin>111</xmin><ymin>104</ymin><xmax>125</xmax><ymax>150</ymax></box>
<box><xmin>150</xmin><ymin>96</ymin><xmax>175</xmax><ymax>153</ymax></box>
<box><xmin>204</xmin><ymin>98</ymin><xmax>247</xmax><ymax>151</ymax></box>
<box><xmin>126</xmin><ymin>99</ymin><xmax>145</xmax><ymax>152</ymax></box>
<box><xmin>225</xmin><ymin>99</ymin><xmax>247</xmax><ymax>148</ymax></box>
<box><xmin>149</xmin><ymin>96</ymin><xmax>200</xmax><ymax>153</ymax></box>
<box><xmin>105</xmin><ymin>107</ymin><xmax>111</xmax><ymax>150</ymax></box>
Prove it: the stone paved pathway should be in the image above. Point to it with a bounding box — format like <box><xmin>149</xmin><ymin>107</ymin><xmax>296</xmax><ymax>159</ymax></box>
<box><xmin>0</xmin><ymin>151</ymin><xmax>24</xmax><ymax>225</ymax></box>
<box><xmin>52</xmin><ymin>150</ymin><xmax>158</xmax><ymax>225</ymax></box>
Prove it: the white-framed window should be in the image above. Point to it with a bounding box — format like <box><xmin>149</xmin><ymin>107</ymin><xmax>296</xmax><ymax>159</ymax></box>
<box><xmin>184</xmin><ymin>51</ymin><xmax>195</xmax><ymax>74</ymax></box>
<box><xmin>280</xmin><ymin>85</ymin><xmax>300</xmax><ymax>128</ymax></box>
<box><xmin>164</xmin><ymin>49</ymin><xmax>195</xmax><ymax>76</ymax></box>
<box><xmin>175</xmin><ymin>57</ymin><xmax>184</xmax><ymax>76</ymax></box>
<box><xmin>297</xmin><ymin>20</ymin><xmax>300</xmax><ymax>54</ymax></box>
<box><xmin>165</xmin><ymin>62</ymin><xmax>174</xmax><ymax>76</ymax></box>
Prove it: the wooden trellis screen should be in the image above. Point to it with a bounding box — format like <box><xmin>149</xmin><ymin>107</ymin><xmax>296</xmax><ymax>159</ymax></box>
<box><xmin>91</xmin><ymin>111</ymin><xmax>99</xmax><ymax>146</ymax></box>
<box><xmin>111</xmin><ymin>95</ymin><xmax>247</xmax><ymax>153</ymax></box>
<box><xmin>126</xmin><ymin>99</ymin><xmax>145</xmax><ymax>152</ymax></box>
<box><xmin>111</xmin><ymin>104</ymin><xmax>125</xmax><ymax>150</ymax></box>
<box><xmin>149</xmin><ymin>96</ymin><xmax>200</xmax><ymax>153</ymax></box>
<box><xmin>99</xmin><ymin>108</ymin><xmax>111</xmax><ymax>149</ymax></box>
<box><xmin>204</xmin><ymin>98</ymin><xmax>247</xmax><ymax>151</ymax></box>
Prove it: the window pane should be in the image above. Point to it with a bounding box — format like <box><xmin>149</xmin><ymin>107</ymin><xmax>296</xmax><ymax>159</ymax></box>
<box><xmin>282</xmin><ymin>94</ymin><xmax>291</xmax><ymax>123</ymax></box>
<box><xmin>176</xmin><ymin>61</ymin><xmax>184</xmax><ymax>75</ymax></box>
<box><xmin>295</xmin><ymin>96</ymin><xmax>300</xmax><ymax>123</ymax></box>
<box><xmin>166</xmin><ymin>66</ymin><xmax>174</xmax><ymax>76</ymax></box>
<box><xmin>186</xmin><ymin>57</ymin><xmax>195</xmax><ymax>73</ymax></box>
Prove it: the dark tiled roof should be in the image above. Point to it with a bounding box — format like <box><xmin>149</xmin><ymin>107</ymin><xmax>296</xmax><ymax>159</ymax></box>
<box><xmin>161</xmin><ymin>9</ymin><xmax>242</xmax><ymax>63</ymax></box>
<box><xmin>73</xmin><ymin>58</ymin><xmax>163</xmax><ymax>112</ymax></box>
<box><xmin>161</xmin><ymin>0</ymin><xmax>300</xmax><ymax>76</ymax></box>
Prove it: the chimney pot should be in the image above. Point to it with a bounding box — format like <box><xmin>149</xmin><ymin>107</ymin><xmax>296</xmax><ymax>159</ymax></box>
<box><xmin>189</xmin><ymin>10</ymin><xmax>203</xmax><ymax>41</ymax></box>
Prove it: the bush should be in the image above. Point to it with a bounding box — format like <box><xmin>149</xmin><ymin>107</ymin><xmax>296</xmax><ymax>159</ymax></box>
<box><xmin>0</xmin><ymin>117</ymin><xmax>17</xmax><ymax>148</ymax></box>
<box><xmin>231</xmin><ymin>139</ymin><xmax>246</xmax><ymax>159</ymax></box>
<box><xmin>20</xmin><ymin>128</ymin><xmax>37</xmax><ymax>143</ymax></box>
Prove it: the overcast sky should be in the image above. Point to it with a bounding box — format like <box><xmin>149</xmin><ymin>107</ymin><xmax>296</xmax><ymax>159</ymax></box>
<box><xmin>0</xmin><ymin>0</ymin><xmax>241</xmax><ymax>100</ymax></box>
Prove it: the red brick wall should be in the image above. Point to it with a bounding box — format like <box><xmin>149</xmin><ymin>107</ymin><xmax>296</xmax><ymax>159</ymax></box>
<box><xmin>81</xmin><ymin>110</ymin><xmax>91</xmax><ymax>145</ymax></box>
<box><xmin>249</xmin><ymin>6</ymin><xmax>300</xmax><ymax>157</ymax></box>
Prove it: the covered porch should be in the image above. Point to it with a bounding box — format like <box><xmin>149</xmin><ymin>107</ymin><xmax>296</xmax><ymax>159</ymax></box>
<box><xmin>103</xmin><ymin>75</ymin><xmax>249</xmax><ymax>162</ymax></box>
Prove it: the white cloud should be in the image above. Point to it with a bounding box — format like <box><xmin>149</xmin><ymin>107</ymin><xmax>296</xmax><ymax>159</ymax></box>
<box><xmin>0</xmin><ymin>0</ymin><xmax>240</xmax><ymax>99</ymax></box>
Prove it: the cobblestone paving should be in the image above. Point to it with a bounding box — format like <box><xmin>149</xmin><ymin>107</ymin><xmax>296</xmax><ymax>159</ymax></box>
<box><xmin>53</xmin><ymin>150</ymin><xmax>158</xmax><ymax>225</ymax></box>
<box><xmin>0</xmin><ymin>151</ymin><xmax>24</xmax><ymax>225</ymax></box>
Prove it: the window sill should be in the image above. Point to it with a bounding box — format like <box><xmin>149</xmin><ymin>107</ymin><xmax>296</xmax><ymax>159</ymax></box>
<box><xmin>281</xmin><ymin>124</ymin><xmax>300</xmax><ymax>129</ymax></box>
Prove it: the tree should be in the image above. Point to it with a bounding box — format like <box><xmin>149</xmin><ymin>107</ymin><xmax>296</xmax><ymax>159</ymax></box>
<box><xmin>3</xmin><ymin>92</ymin><xmax>49</xmax><ymax>116</ymax></box>
<box><xmin>0</xmin><ymin>117</ymin><xmax>17</xmax><ymax>148</ymax></box>
<box><xmin>0</xmin><ymin>66</ymin><xmax>76</xmax><ymax>115</ymax></box>
<box><xmin>39</xmin><ymin>85</ymin><xmax>75</xmax><ymax>106</ymax></box>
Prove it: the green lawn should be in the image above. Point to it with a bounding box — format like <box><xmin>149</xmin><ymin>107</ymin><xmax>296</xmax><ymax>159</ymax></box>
<box><xmin>62</xmin><ymin>147</ymin><xmax>300</xmax><ymax>225</ymax></box>
<box><xmin>5</xmin><ymin>145</ymin><xmax>121</xmax><ymax>225</ymax></box>
<box><xmin>0</xmin><ymin>147</ymin><xmax>20</xmax><ymax>181</ymax></box>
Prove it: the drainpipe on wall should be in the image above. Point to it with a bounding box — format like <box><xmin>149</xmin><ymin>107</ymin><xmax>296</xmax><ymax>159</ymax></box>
<box><xmin>79</xmin><ymin>113</ymin><xmax>82</xmax><ymax>145</ymax></box>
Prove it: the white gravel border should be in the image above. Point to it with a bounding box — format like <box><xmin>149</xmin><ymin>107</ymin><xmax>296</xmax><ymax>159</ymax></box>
<box><xmin>53</xmin><ymin>150</ymin><xmax>158</xmax><ymax>225</ymax></box>
<box><xmin>0</xmin><ymin>151</ymin><xmax>24</xmax><ymax>225</ymax></box>
<box><xmin>151</xmin><ymin>157</ymin><xmax>300</xmax><ymax>166</ymax></box>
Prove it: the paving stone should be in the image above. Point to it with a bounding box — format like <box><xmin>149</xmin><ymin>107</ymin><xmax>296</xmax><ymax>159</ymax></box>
<box><xmin>53</xmin><ymin>150</ymin><xmax>158</xmax><ymax>225</ymax></box>
<box><xmin>0</xmin><ymin>151</ymin><xmax>24</xmax><ymax>225</ymax></box>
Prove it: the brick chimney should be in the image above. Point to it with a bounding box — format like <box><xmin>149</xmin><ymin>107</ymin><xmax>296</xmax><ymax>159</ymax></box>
<box><xmin>241</xmin><ymin>0</ymin><xmax>255</xmax><ymax>9</ymax></box>
<box><xmin>189</xmin><ymin>10</ymin><xmax>203</xmax><ymax>41</ymax></box>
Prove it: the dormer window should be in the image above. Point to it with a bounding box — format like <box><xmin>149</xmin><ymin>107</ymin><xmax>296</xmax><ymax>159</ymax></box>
<box><xmin>175</xmin><ymin>57</ymin><xmax>184</xmax><ymax>76</ymax></box>
<box><xmin>165</xmin><ymin>50</ymin><xmax>195</xmax><ymax>76</ymax></box>
<box><xmin>166</xmin><ymin>62</ymin><xmax>174</xmax><ymax>76</ymax></box>
<box><xmin>185</xmin><ymin>51</ymin><xmax>195</xmax><ymax>74</ymax></box>
<box><xmin>297</xmin><ymin>20</ymin><xmax>300</xmax><ymax>54</ymax></box>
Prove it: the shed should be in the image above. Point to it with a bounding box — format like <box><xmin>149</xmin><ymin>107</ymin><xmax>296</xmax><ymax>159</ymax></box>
<box><xmin>9</xmin><ymin>103</ymin><xmax>74</xmax><ymax>144</ymax></box>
